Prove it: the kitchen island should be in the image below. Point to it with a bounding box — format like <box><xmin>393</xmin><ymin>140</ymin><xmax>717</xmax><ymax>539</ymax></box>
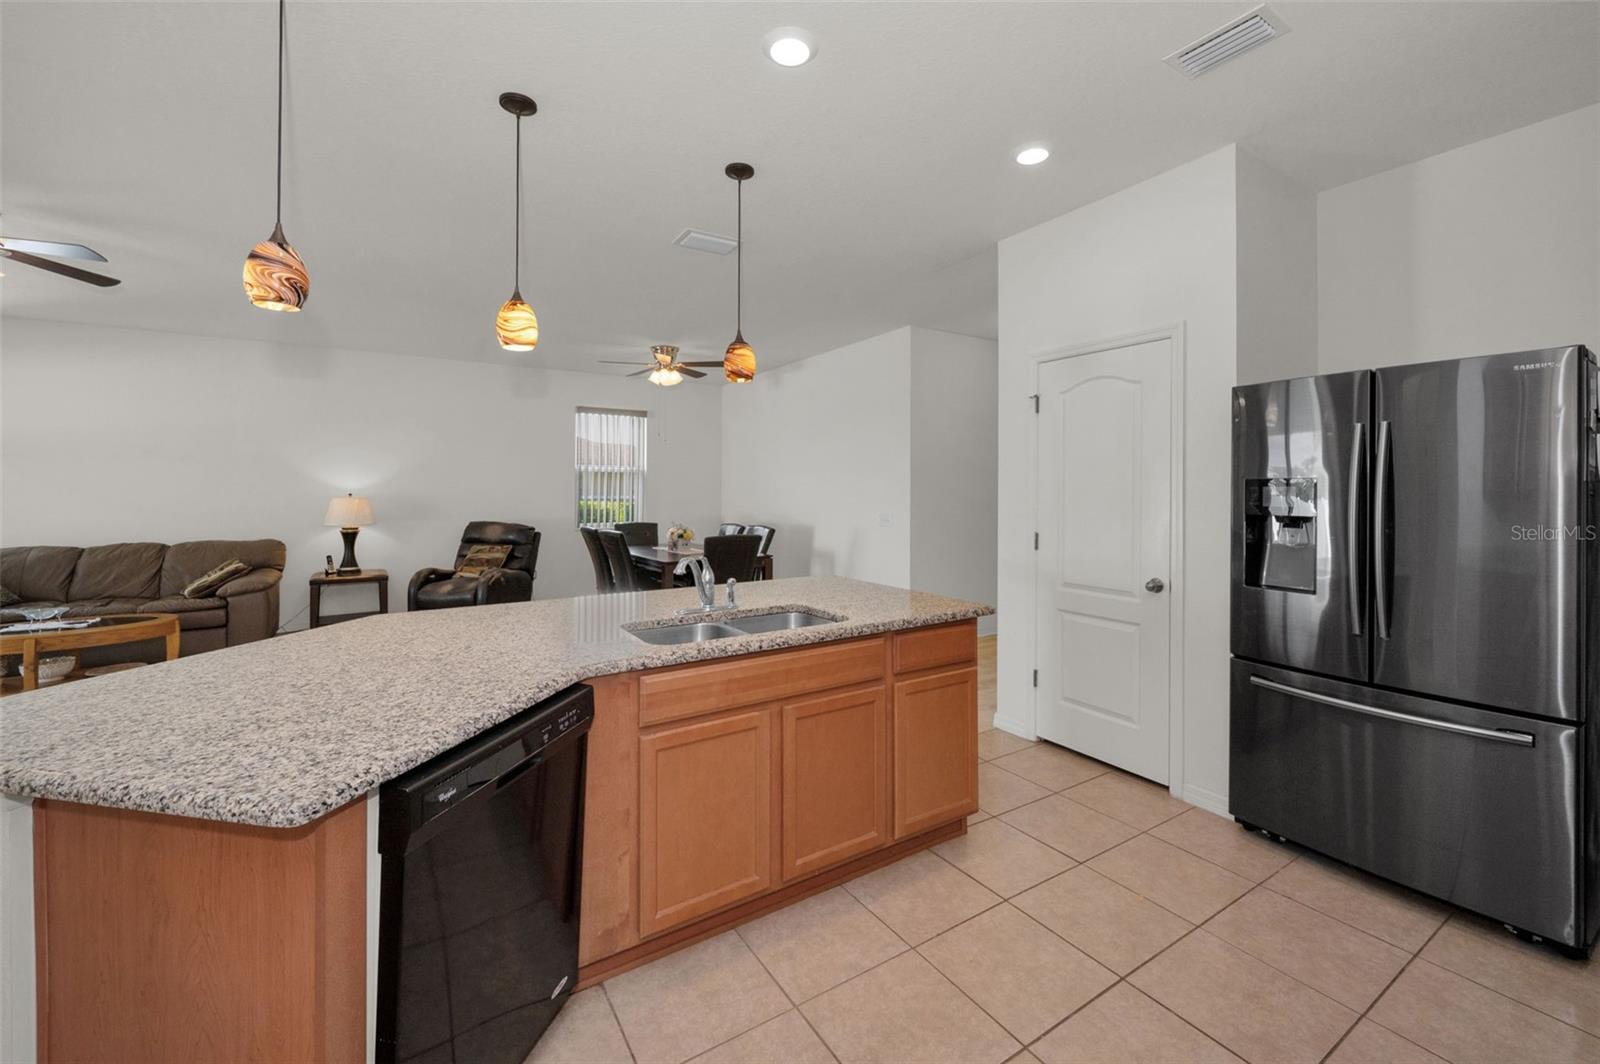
<box><xmin>0</xmin><ymin>576</ymin><xmax>990</xmax><ymax>1063</ymax></box>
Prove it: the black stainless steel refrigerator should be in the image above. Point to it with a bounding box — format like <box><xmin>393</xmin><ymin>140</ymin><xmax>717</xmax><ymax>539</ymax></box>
<box><xmin>1230</xmin><ymin>345</ymin><xmax>1599</xmax><ymax>953</ymax></box>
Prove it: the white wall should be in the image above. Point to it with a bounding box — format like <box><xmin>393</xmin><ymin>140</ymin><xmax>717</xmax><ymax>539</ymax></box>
<box><xmin>997</xmin><ymin>146</ymin><xmax>1239</xmax><ymax>814</ymax></box>
<box><xmin>0</xmin><ymin>318</ymin><xmax>722</xmax><ymax>627</ymax></box>
<box><xmin>1318</xmin><ymin>104</ymin><xmax>1600</xmax><ymax>372</ymax></box>
<box><xmin>1237</xmin><ymin>149</ymin><xmax>1319</xmax><ymax>384</ymax></box>
<box><xmin>719</xmin><ymin>328</ymin><xmax>914</xmax><ymax>587</ymax></box>
<box><xmin>909</xmin><ymin>327</ymin><xmax>999</xmax><ymax>633</ymax></box>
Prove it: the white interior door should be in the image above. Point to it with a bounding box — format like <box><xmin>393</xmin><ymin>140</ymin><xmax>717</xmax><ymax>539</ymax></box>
<box><xmin>1035</xmin><ymin>339</ymin><xmax>1172</xmax><ymax>783</ymax></box>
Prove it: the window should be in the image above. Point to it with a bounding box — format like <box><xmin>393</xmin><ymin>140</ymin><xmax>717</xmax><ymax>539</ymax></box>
<box><xmin>575</xmin><ymin>407</ymin><xmax>648</xmax><ymax>526</ymax></box>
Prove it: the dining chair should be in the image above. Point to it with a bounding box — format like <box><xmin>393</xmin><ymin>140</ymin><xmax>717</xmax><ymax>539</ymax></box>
<box><xmin>616</xmin><ymin>521</ymin><xmax>659</xmax><ymax>547</ymax></box>
<box><xmin>702</xmin><ymin>534</ymin><xmax>762</xmax><ymax>584</ymax></box>
<box><xmin>580</xmin><ymin>527</ymin><xmax>613</xmax><ymax>592</ymax></box>
<box><xmin>597</xmin><ymin>529</ymin><xmax>641</xmax><ymax>591</ymax></box>
<box><xmin>717</xmin><ymin>523</ymin><xmax>746</xmax><ymax>536</ymax></box>
<box><xmin>745</xmin><ymin>524</ymin><xmax>776</xmax><ymax>556</ymax></box>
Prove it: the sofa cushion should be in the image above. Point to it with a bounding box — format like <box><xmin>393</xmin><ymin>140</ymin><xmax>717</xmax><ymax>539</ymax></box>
<box><xmin>68</xmin><ymin>543</ymin><xmax>165</xmax><ymax>601</ymax></box>
<box><xmin>183</xmin><ymin>559</ymin><xmax>249</xmax><ymax>598</ymax></box>
<box><xmin>174</xmin><ymin>608</ymin><xmax>227</xmax><ymax>631</ymax></box>
<box><xmin>63</xmin><ymin>598</ymin><xmax>150</xmax><ymax>618</ymax></box>
<box><xmin>161</xmin><ymin>540</ymin><xmax>286</xmax><ymax>597</ymax></box>
<box><xmin>413</xmin><ymin>576</ymin><xmax>481</xmax><ymax>609</ymax></box>
<box><xmin>1</xmin><ymin>546</ymin><xmax>83</xmax><ymax>602</ymax></box>
<box><xmin>138</xmin><ymin>595</ymin><xmax>225</xmax><ymax>615</ymax></box>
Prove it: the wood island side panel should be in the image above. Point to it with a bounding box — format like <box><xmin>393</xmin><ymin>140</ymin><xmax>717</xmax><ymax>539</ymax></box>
<box><xmin>578</xmin><ymin>673</ymin><xmax>641</xmax><ymax>965</ymax></box>
<box><xmin>32</xmin><ymin>798</ymin><xmax>365</xmax><ymax>1064</ymax></box>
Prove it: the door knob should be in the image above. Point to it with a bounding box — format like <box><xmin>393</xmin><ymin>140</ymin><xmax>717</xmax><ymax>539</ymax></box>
<box><xmin>1145</xmin><ymin>577</ymin><xmax>1165</xmax><ymax>593</ymax></box>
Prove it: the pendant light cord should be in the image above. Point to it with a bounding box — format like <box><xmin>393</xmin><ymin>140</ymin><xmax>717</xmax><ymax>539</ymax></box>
<box><xmin>513</xmin><ymin>114</ymin><xmax>522</xmax><ymax>293</ymax></box>
<box><xmin>275</xmin><ymin>0</ymin><xmax>284</xmax><ymax>227</ymax></box>
<box><xmin>735</xmin><ymin>178</ymin><xmax>743</xmax><ymax>334</ymax></box>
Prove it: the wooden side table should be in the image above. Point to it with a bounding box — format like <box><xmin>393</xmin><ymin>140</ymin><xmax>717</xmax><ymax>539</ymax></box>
<box><xmin>309</xmin><ymin>569</ymin><xmax>389</xmax><ymax>628</ymax></box>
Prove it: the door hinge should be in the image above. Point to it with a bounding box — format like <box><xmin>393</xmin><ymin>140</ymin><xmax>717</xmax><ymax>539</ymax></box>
<box><xmin>1033</xmin><ymin>531</ymin><xmax>1039</xmax><ymax>550</ymax></box>
<box><xmin>1030</xmin><ymin>393</ymin><xmax>1039</xmax><ymax>413</ymax></box>
<box><xmin>1032</xmin><ymin>669</ymin><xmax>1039</xmax><ymax>688</ymax></box>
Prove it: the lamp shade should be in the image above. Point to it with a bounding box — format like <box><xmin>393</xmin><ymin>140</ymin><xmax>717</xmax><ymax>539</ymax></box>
<box><xmin>243</xmin><ymin>222</ymin><xmax>310</xmax><ymax>312</ymax></box>
<box><xmin>496</xmin><ymin>294</ymin><xmax>540</xmax><ymax>351</ymax></box>
<box><xmin>324</xmin><ymin>493</ymin><xmax>374</xmax><ymax>528</ymax></box>
<box><xmin>724</xmin><ymin>338</ymin><xmax>756</xmax><ymax>384</ymax></box>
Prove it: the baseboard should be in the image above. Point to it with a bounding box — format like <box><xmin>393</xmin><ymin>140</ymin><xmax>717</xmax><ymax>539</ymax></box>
<box><xmin>990</xmin><ymin>713</ymin><xmax>1036</xmax><ymax>741</ymax></box>
<box><xmin>1181</xmin><ymin>783</ymin><xmax>1229</xmax><ymax>818</ymax></box>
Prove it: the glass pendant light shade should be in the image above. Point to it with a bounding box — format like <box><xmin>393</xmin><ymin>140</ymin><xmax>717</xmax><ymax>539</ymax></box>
<box><xmin>243</xmin><ymin>222</ymin><xmax>309</xmax><ymax>311</ymax></box>
<box><xmin>648</xmin><ymin>365</ymin><xmax>684</xmax><ymax>387</ymax></box>
<box><xmin>724</xmin><ymin>336</ymin><xmax>756</xmax><ymax>384</ymax></box>
<box><xmin>495</xmin><ymin>289</ymin><xmax>539</xmax><ymax>351</ymax></box>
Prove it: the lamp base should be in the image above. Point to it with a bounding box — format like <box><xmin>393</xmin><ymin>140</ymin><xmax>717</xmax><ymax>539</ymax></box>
<box><xmin>337</xmin><ymin>527</ymin><xmax>361</xmax><ymax>574</ymax></box>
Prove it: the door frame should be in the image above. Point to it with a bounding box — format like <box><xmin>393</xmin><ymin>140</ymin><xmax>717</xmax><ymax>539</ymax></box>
<box><xmin>1023</xmin><ymin>324</ymin><xmax>1189</xmax><ymax>800</ymax></box>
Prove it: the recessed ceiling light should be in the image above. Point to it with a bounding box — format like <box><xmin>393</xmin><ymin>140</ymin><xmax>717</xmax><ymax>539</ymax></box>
<box><xmin>1015</xmin><ymin>146</ymin><xmax>1050</xmax><ymax>166</ymax></box>
<box><xmin>765</xmin><ymin>28</ymin><xmax>814</xmax><ymax>67</ymax></box>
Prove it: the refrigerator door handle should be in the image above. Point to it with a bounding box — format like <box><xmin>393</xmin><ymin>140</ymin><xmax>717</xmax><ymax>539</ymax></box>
<box><xmin>1373</xmin><ymin>419</ymin><xmax>1393</xmax><ymax>639</ymax></box>
<box><xmin>1248</xmin><ymin>676</ymin><xmax>1535</xmax><ymax>746</ymax></box>
<box><xmin>1347</xmin><ymin>422</ymin><xmax>1366</xmax><ymax>637</ymax></box>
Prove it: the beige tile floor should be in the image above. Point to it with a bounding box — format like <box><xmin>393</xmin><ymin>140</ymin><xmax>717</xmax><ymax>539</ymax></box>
<box><xmin>530</xmin><ymin>636</ymin><xmax>1600</xmax><ymax>1064</ymax></box>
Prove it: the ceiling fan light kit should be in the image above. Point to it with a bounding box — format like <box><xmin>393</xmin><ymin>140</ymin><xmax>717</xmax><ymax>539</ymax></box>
<box><xmin>722</xmin><ymin>162</ymin><xmax>757</xmax><ymax>384</ymax></box>
<box><xmin>243</xmin><ymin>0</ymin><xmax>309</xmax><ymax>311</ymax></box>
<box><xmin>495</xmin><ymin>91</ymin><xmax>540</xmax><ymax>351</ymax></box>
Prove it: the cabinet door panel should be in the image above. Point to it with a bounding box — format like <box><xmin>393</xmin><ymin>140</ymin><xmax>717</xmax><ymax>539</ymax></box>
<box><xmin>893</xmin><ymin>667</ymin><xmax>978</xmax><ymax>839</ymax></box>
<box><xmin>638</xmin><ymin>709</ymin><xmax>774</xmax><ymax>937</ymax></box>
<box><xmin>781</xmin><ymin>685</ymin><xmax>889</xmax><ymax>882</ymax></box>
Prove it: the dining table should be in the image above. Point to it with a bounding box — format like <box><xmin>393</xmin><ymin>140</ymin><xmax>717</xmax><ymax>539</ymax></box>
<box><xmin>627</xmin><ymin>544</ymin><xmax>775</xmax><ymax>590</ymax></box>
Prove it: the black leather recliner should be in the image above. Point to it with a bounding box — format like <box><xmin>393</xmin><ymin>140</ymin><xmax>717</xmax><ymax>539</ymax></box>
<box><xmin>408</xmin><ymin>521</ymin><xmax>540</xmax><ymax>611</ymax></box>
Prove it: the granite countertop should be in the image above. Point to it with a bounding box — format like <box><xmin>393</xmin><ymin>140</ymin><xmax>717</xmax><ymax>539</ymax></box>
<box><xmin>0</xmin><ymin>576</ymin><xmax>992</xmax><ymax>828</ymax></box>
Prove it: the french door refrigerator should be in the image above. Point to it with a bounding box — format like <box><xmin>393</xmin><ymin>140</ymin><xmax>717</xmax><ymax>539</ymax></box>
<box><xmin>1230</xmin><ymin>345</ymin><xmax>1599</xmax><ymax>954</ymax></box>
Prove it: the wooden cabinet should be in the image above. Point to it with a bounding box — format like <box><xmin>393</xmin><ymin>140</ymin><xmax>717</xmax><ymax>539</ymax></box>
<box><xmin>781</xmin><ymin>684</ymin><xmax>889</xmax><ymax>882</ymax></box>
<box><xmin>637</xmin><ymin>708</ymin><xmax>776</xmax><ymax>937</ymax></box>
<box><xmin>892</xmin><ymin>667</ymin><xmax>979</xmax><ymax>839</ymax></box>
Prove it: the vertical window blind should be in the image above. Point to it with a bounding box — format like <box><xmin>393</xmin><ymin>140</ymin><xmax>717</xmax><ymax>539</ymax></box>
<box><xmin>574</xmin><ymin>407</ymin><xmax>648</xmax><ymax>527</ymax></box>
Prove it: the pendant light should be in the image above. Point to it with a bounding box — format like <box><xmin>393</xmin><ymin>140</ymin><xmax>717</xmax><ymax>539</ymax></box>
<box><xmin>495</xmin><ymin>92</ymin><xmax>540</xmax><ymax>351</ymax></box>
<box><xmin>723</xmin><ymin>163</ymin><xmax>756</xmax><ymax>383</ymax></box>
<box><xmin>242</xmin><ymin>0</ymin><xmax>310</xmax><ymax>311</ymax></box>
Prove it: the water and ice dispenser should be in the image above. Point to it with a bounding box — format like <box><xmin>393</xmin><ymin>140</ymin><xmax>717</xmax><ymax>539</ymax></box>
<box><xmin>1243</xmin><ymin>477</ymin><xmax>1318</xmax><ymax>593</ymax></box>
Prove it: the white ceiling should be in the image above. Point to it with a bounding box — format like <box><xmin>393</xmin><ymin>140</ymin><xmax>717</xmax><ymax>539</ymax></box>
<box><xmin>2</xmin><ymin>2</ymin><xmax>1596</xmax><ymax>375</ymax></box>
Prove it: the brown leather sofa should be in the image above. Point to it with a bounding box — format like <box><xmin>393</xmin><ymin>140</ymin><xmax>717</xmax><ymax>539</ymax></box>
<box><xmin>1</xmin><ymin>539</ymin><xmax>285</xmax><ymax>658</ymax></box>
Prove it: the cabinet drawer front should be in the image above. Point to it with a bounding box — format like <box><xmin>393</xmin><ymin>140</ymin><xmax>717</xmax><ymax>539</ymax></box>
<box><xmin>638</xmin><ymin>709</ymin><xmax>774</xmax><ymax>937</ymax></box>
<box><xmin>893</xmin><ymin>667</ymin><xmax>979</xmax><ymax>839</ymax></box>
<box><xmin>892</xmin><ymin>622</ymin><xmax>977</xmax><ymax>675</ymax></box>
<box><xmin>782</xmin><ymin>685</ymin><xmax>889</xmax><ymax>882</ymax></box>
<box><xmin>639</xmin><ymin>638</ymin><xmax>884</xmax><ymax>727</ymax></box>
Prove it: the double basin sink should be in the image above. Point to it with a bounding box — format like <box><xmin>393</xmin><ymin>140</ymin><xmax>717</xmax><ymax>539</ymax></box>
<box><xmin>628</xmin><ymin>610</ymin><xmax>836</xmax><ymax>645</ymax></box>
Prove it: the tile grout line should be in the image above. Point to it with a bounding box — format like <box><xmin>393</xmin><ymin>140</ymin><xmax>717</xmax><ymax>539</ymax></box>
<box><xmin>722</xmin><ymin>922</ymin><xmax>845</xmax><ymax>1063</ymax></box>
<box><xmin>597</xmin><ymin>982</ymin><xmax>640</xmax><ymax>1064</ymax></box>
<box><xmin>1316</xmin><ymin>916</ymin><xmax>1451</xmax><ymax>1064</ymax></box>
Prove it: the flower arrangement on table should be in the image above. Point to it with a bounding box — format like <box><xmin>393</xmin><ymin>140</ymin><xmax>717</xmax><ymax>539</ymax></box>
<box><xmin>666</xmin><ymin>524</ymin><xmax>695</xmax><ymax>551</ymax></box>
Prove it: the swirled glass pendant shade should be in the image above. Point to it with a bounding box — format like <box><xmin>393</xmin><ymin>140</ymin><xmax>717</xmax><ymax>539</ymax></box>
<box><xmin>496</xmin><ymin>291</ymin><xmax>539</xmax><ymax>351</ymax></box>
<box><xmin>242</xmin><ymin>223</ymin><xmax>309</xmax><ymax>311</ymax></box>
<box><xmin>724</xmin><ymin>337</ymin><xmax>756</xmax><ymax>384</ymax></box>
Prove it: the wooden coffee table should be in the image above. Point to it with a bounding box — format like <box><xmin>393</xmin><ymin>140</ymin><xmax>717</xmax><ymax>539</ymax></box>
<box><xmin>1</xmin><ymin>614</ymin><xmax>180</xmax><ymax>695</ymax></box>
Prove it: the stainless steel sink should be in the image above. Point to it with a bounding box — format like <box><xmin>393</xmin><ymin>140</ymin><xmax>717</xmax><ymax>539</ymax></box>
<box><xmin>629</xmin><ymin>621</ymin><xmax>743</xmax><ymax>645</ymax></box>
<box><xmin>729</xmin><ymin>611</ymin><xmax>837</xmax><ymax>634</ymax></box>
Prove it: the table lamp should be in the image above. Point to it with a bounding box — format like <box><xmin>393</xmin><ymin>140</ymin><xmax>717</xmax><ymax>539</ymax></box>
<box><xmin>324</xmin><ymin>493</ymin><xmax>374</xmax><ymax>574</ymax></box>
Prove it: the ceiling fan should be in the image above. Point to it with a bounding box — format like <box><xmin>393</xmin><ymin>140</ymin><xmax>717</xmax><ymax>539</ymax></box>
<box><xmin>0</xmin><ymin>227</ymin><xmax>121</xmax><ymax>287</ymax></box>
<box><xmin>599</xmin><ymin>345</ymin><xmax>724</xmax><ymax>387</ymax></box>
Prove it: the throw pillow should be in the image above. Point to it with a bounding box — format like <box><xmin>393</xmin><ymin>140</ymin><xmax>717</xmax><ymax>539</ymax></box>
<box><xmin>0</xmin><ymin>586</ymin><xmax>17</xmax><ymax>608</ymax></box>
<box><xmin>183</xmin><ymin>559</ymin><xmax>249</xmax><ymax>599</ymax></box>
<box><xmin>456</xmin><ymin>544</ymin><xmax>512</xmax><ymax>577</ymax></box>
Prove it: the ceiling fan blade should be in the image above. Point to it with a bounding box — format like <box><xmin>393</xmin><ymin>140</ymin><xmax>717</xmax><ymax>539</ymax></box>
<box><xmin>598</xmin><ymin>360</ymin><xmax>643</xmax><ymax>365</ymax></box>
<box><xmin>679</xmin><ymin>361</ymin><xmax>723</xmax><ymax>367</ymax></box>
<box><xmin>626</xmin><ymin>368</ymin><xmax>653</xmax><ymax>378</ymax></box>
<box><xmin>678</xmin><ymin>366</ymin><xmax>707</xmax><ymax>379</ymax></box>
<box><xmin>0</xmin><ymin>237</ymin><xmax>107</xmax><ymax>262</ymax></box>
<box><xmin>0</xmin><ymin>248</ymin><xmax>120</xmax><ymax>287</ymax></box>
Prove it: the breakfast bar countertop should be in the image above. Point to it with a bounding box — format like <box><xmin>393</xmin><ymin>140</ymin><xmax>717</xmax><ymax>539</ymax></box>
<box><xmin>0</xmin><ymin>576</ymin><xmax>992</xmax><ymax>828</ymax></box>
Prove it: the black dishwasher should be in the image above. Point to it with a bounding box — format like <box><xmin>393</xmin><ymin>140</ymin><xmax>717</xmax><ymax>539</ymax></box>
<box><xmin>377</xmin><ymin>684</ymin><xmax>593</xmax><ymax>1064</ymax></box>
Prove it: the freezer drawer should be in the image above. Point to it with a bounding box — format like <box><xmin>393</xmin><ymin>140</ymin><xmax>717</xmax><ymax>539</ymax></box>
<box><xmin>1230</xmin><ymin>660</ymin><xmax>1586</xmax><ymax>947</ymax></box>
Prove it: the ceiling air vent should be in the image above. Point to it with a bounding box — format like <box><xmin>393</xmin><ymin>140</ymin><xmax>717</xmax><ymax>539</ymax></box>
<box><xmin>673</xmin><ymin>228</ymin><xmax>737</xmax><ymax>255</ymax></box>
<box><xmin>1165</xmin><ymin>5</ymin><xmax>1290</xmax><ymax>78</ymax></box>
